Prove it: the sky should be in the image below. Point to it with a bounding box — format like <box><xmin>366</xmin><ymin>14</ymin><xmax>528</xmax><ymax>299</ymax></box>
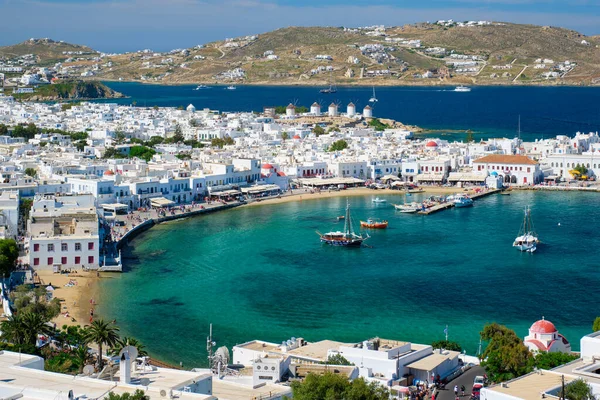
<box><xmin>1</xmin><ymin>0</ymin><xmax>599</xmax><ymax>52</ymax></box>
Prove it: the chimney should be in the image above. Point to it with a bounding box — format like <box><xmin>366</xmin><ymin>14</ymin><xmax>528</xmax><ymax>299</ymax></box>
<box><xmin>120</xmin><ymin>352</ymin><xmax>132</xmax><ymax>384</ymax></box>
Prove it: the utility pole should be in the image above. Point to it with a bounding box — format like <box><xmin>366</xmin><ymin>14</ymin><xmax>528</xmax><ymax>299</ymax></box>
<box><xmin>561</xmin><ymin>374</ymin><xmax>565</xmax><ymax>400</ymax></box>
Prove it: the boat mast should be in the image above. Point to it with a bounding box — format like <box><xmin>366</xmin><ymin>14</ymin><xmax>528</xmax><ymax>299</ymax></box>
<box><xmin>344</xmin><ymin>199</ymin><xmax>352</xmax><ymax>237</ymax></box>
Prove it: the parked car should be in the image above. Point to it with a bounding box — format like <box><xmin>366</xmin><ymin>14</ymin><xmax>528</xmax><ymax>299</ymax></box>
<box><xmin>473</xmin><ymin>376</ymin><xmax>485</xmax><ymax>386</ymax></box>
<box><xmin>471</xmin><ymin>383</ymin><xmax>483</xmax><ymax>399</ymax></box>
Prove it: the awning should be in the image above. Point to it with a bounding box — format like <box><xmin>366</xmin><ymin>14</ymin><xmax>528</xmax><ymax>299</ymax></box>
<box><xmin>150</xmin><ymin>197</ymin><xmax>176</xmax><ymax>207</ymax></box>
<box><xmin>102</xmin><ymin>203</ymin><xmax>129</xmax><ymax>210</ymax></box>
<box><xmin>211</xmin><ymin>189</ymin><xmax>241</xmax><ymax>197</ymax></box>
<box><xmin>380</xmin><ymin>174</ymin><xmax>401</xmax><ymax>182</ymax></box>
<box><xmin>448</xmin><ymin>172</ymin><xmax>487</xmax><ymax>182</ymax></box>
<box><xmin>416</xmin><ymin>173</ymin><xmax>444</xmax><ymax>182</ymax></box>
<box><xmin>241</xmin><ymin>184</ymin><xmax>281</xmax><ymax>194</ymax></box>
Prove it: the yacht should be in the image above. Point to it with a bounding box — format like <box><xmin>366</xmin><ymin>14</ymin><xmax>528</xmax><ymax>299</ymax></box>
<box><xmin>513</xmin><ymin>206</ymin><xmax>539</xmax><ymax>252</ymax></box>
<box><xmin>369</xmin><ymin>86</ymin><xmax>378</xmax><ymax>103</ymax></box>
<box><xmin>454</xmin><ymin>86</ymin><xmax>471</xmax><ymax>92</ymax></box>
<box><xmin>372</xmin><ymin>197</ymin><xmax>387</xmax><ymax>204</ymax></box>
<box><xmin>394</xmin><ymin>203</ymin><xmax>421</xmax><ymax>213</ymax></box>
<box><xmin>452</xmin><ymin>194</ymin><xmax>474</xmax><ymax>208</ymax></box>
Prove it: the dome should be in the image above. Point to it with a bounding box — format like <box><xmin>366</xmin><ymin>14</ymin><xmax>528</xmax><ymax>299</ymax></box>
<box><xmin>262</xmin><ymin>163</ymin><xmax>274</xmax><ymax>169</ymax></box>
<box><xmin>293</xmin><ymin>135</ymin><xmax>301</xmax><ymax>139</ymax></box>
<box><xmin>426</xmin><ymin>141</ymin><xmax>438</xmax><ymax>147</ymax></box>
<box><xmin>530</xmin><ymin>319</ymin><xmax>557</xmax><ymax>334</ymax></box>
<box><xmin>490</xmin><ymin>171</ymin><xmax>498</xmax><ymax>176</ymax></box>
<box><xmin>104</xmin><ymin>170</ymin><xmax>115</xmax><ymax>176</ymax></box>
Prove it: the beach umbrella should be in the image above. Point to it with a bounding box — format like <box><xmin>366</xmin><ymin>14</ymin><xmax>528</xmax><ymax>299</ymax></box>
<box><xmin>46</xmin><ymin>285</ymin><xmax>55</xmax><ymax>291</ymax></box>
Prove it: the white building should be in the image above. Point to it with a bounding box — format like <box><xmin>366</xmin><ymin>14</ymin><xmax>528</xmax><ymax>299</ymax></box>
<box><xmin>0</xmin><ymin>190</ymin><xmax>19</xmax><ymax>239</ymax></box>
<box><xmin>473</xmin><ymin>154</ymin><xmax>543</xmax><ymax>185</ymax></box>
<box><xmin>27</xmin><ymin>193</ymin><xmax>100</xmax><ymax>270</ymax></box>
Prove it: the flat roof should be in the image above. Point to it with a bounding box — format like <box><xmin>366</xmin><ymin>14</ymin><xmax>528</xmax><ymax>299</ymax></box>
<box><xmin>405</xmin><ymin>351</ymin><xmax>459</xmax><ymax>371</ymax></box>
<box><xmin>236</xmin><ymin>340</ymin><xmax>280</xmax><ymax>353</ymax></box>
<box><xmin>287</xmin><ymin>340</ymin><xmax>351</xmax><ymax>361</ymax></box>
<box><xmin>212</xmin><ymin>380</ymin><xmax>291</xmax><ymax>400</ymax></box>
<box><xmin>483</xmin><ymin>371</ymin><xmax>576</xmax><ymax>400</ymax></box>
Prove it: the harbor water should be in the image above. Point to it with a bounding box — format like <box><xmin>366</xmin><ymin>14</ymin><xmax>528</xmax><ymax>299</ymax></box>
<box><xmin>97</xmin><ymin>191</ymin><xmax>600</xmax><ymax>367</ymax></box>
<box><xmin>100</xmin><ymin>83</ymin><xmax>600</xmax><ymax>142</ymax></box>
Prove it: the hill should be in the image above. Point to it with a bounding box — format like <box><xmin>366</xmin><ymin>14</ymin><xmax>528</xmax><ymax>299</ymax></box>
<box><xmin>5</xmin><ymin>23</ymin><xmax>600</xmax><ymax>86</ymax></box>
<box><xmin>11</xmin><ymin>81</ymin><xmax>125</xmax><ymax>101</ymax></box>
<box><xmin>0</xmin><ymin>38</ymin><xmax>98</xmax><ymax>64</ymax></box>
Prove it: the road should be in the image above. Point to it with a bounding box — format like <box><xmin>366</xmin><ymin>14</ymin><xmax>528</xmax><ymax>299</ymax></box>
<box><xmin>437</xmin><ymin>365</ymin><xmax>486</xmax><ymax>400</ymax></box>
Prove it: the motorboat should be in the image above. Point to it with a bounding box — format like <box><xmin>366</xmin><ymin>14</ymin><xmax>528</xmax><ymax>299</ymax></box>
<box><xmin>369</xmin><ymin>86</ymin><xmax>378</xmax><ymax>103</ymax></box>
<box><xmin>394</xmin><ymin>203</ymin><xmax>421</xmax><ymax>213</ymax></box>
<box><xmin>360</xmin><ymin>218</ymin><xmax>388</xmax><ymax>229</ymax></box>
<box><xmin>225</xmin><ymin>85</ymin><xmax>237</xmax><ymax>90</ymax></box>
<box><xmin>454</xmin><ymin>85</ymin><xmax>471</xmax><ymax>92</ymax></box>
<box><xmin>452</xmin><ymin>194</ymin><xmax>474</xmax><ymax>208</ymax></box>
<box><xmin>513</xmin><ymin>206</ymin><xmax>539</xmax><ymax>252</ymax></box>
<box><xmin>372</xmin><ymin>197</ymin><xmax>387</xmax><ymax>203</ymax></box>
<box><xmin>194</xmin><ymin>85</ymin><xmax>209</xmax><ymax>90</ymax></box>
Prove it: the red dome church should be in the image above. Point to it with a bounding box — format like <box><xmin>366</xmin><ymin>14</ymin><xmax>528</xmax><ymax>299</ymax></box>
<box><xmin>524</xmin><ymin>317</ymin><xmax>571</xmax><ymax>354</ymax></box>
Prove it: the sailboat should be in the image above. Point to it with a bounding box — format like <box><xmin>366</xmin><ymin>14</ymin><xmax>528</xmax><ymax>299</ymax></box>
<box><xmin>369</xmin><ymin>86</ymin><xmax>378</xmax><ymax>103</ymax></box>
<box><xmin>513</xmin><ymin>206</ymin><xmax>539</xmax><ymax>252</ymax></box>
<box><xmin>318</xmin><ymin>200</ymin><xmax>368</xmax><ymax>246</ymax></box>
<box><xmin>320</xmin><ymin>71</ymin><xmax>337</xmax><ymax>94</ymax></box>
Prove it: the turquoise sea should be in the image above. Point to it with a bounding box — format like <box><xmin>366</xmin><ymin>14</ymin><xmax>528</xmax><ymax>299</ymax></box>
<box><xmin>101</xmin><ymin>83</ymin><xmax>600</xmax><ymax>142</ymax></box>
<box><xmin>98</xmin><ymin>191</ymin><xmax>600</xmax><ymax>367</ymax></box>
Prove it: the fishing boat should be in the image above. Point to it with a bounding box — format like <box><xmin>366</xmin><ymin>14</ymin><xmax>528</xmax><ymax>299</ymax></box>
<box><xmin>372</xmin><ymin>197</ymin><xmax>387</xmax><ymax>203</ymax></box>
<box><xmin>336</xmin><ymin>215</ymin><xmax>345</xmax><ymax>221</ymax></box>
<box><xmin>452</xmin><ymin>193</ymin><xmax>474</xmax><ymax>208</ymax></box>
<box><xmin>360</xmin><ymin>218</ymin><xmax>388</xmax><ymax>229</ymax></box>
<box><xmin>394</xmin><ymin>203</ymin><xmax>420</xmax><ymax>213</ymax></box>
<box><xmin>318</xmin><ymin>200</ymin><xmax>368</xmax><ymax>247</ymax></box>
<box><xmin>513</xmin><ymin>206</ymin><xmax>539</xmax><ymax>252</ymax></box>
<box><xmin>454</xmin><ymin>85</ymin><xmax>471</xmax><ymax>92</ymax></box>
<box><xmin>369</xmin><ymin>86</ymin><xmax>378</xmax><ymax>103</ymax></box>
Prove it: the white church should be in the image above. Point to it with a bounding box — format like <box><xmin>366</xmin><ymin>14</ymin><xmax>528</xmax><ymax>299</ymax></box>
<box><xmin>524</xmin><ymin>317</ymin><xmax>571</xmax><ymax>354</ymax></box>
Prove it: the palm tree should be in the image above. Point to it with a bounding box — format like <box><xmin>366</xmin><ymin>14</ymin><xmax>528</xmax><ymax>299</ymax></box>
<box><xmin>73</xmin><ymin>345</ymin><xmax>93</xmax><ymax>373</ymax></box>
<box><xmin>20</xmin><ymin>312</ymin><xmax>54</xmax><ymax>346</ymax></box>
<box><xmin>84</xmin><ymin>319</ymin><xmax>120</xmax><ymax>369</ymax></box>
<box><xmin>0</xmin><ymin>314</ymin><xmax>25</xmax><ymax>345</ymax></box>
<box><xmin>111</xmin><ymin>337</ymin><xmax>148</xmax><ymax>357</ymax></box>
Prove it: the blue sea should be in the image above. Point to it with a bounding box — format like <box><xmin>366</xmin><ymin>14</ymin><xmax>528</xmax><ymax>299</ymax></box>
<box><xmin>97</xmin><ymin>191</ymin><xmax>600</xmax><ymax>368</ymax></box>
<box><xmin>101</xmin><ymin>82</ymin><xmax>600</xmax><ymax>142</ymax></box>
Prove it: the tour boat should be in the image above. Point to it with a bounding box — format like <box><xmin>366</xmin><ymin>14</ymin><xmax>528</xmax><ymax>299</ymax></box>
<box><xmin>394</xmin><ymin>203</ymin><xmax>421</xmax><ymax>213</ymax></box>
<box><xmin>372</xmin><ymin>197</ymin><xmax>387</xmax><ymax>203</ymax></box>
<box><xmin>369</xmin><ymin>86</ymin><xmax>378</xmax><ymax>103</ymax></box>
<box><xmin>454</xmin><ymin>85</ymin><xmax>471</xmax><ymax>92</ymax></box>
<box><xmin>360</xmin><ymin>218</ymin><xmax>388</xmax><ymax>229</ymax></box>
<box><xmin>318</xmin><ymin>200</ymin><xmax>368</xmax><ymax>247</ymax></box>
<box><xmin>513</xmin><ymin>206</ymin><xmax>539</xmax><ymax>252</ymax></box>
<box><xmin>453</xmin><ymin>194</ymin><xmax>474</xmax><ymax>208</ymax></box>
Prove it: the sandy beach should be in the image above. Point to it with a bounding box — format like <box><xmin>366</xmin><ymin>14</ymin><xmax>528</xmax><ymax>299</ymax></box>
<box><xmin>243</xmin><ymin>185</ymin><xmax>477</xmax><ymax>208</ymax></box>
<box><xmin>35</xmin><ymin>270</ymin><xmax>103</xmax><ymax>328</ymax></box>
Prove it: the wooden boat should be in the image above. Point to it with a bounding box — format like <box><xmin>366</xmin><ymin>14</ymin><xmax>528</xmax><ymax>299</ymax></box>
<box><xmin>360</xmin><ymin>218</ymin><xmax>388</xmax><ymax>229</ymax></box>
<box><xmin>318</xmin><ymin>200</ymin><xmax>368</xmax><ymax>247</ymax></box>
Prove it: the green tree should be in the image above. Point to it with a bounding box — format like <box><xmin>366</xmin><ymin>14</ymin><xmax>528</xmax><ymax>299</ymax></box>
<box><xmin>211</xmin><ymin>138</ymin><xmax>226</xmax><ymax>148</ymax></box>
<box><xmin>111</xmin><ymin>337</ymin><xmax>148</xmax><ymax>357</ymax></box>
<box><xmin>313</xmin><ymin>125</ymin><xmax>325</xmax><ymax>137</ymax></box>
<box><xmin>177</xmin><ymin>105</ymin><xmax>184</xmax><ymax>110</ymax></box>
<box><xmin>24</xmin><ymin>167</ymin><xmax>37</xmax><ymax>178</ymax></box>
<box><xmin>368</xmin><ymin>118</ymin><xmax>390</xmax><ymax>132</ymax></box>
<box><xmin>106</xmin><ymin>389</ymin><xmax>149</xmax><ymax>400</ymax></box>
<box><xmin>465</xmin><ymin>130</ymin><xmax>475</xmax><ymax>143</ymax></box>
<box><xmin>0</xmin><ymin>315</ymin><xmax>25</xmax><ymax>346</ymax></box>
<box><xmin>75</xmin><ymin>140</ymin><xmax>87</xmax><ymax>152</ymax></box>
<box><xmin>172</xmin><ymin>124</ymin><xmax>184</xmax><ymax>143</ymax></box>
<box><xmin>291</xmin><ymin>374</ymin><xmax>388</xmax><ymax>400</ymax></box>
<box><xmin>431</xmin><ymin>340</ymin><xmax>462</xmax><ymax>352</ymax></box>
<box><xmin>189</xmin><ymin>119</ymin><xmax>198</xmax><ymax>127</ymax></box>
<box><xmin>147</xmin><ymin>136</ymin><xmax>165</xmax><ymax>147</ymax></box>
<box><xmin>593</xmin><ymin>317</ymin><xmax>600</xmax><ymax>332</ymax></box>
<box><xmin>69</xmin><ymin>131</ymin><xmax>88</xmax><ymax>141</ymax></box>
<box><xmin>176</xmin><ymin>154</ymin><xmax>191</xmax><ymax>160</ymax></box>
<box><xmin>529</xmin><ymin>352</ymin><xmax>578</xmax><ymax>370</ymax></box>
<box><xmin>183</xmin><ymin>139</ymin><xmax>204</xmax><ymax>148</ymax></box>
<box><xmin>480</xmin><ymin>323</ymin><xmax>532</xmax><ymax>383</ymax></box>
<box><xmin>129</xmin><ymin>146</ymin><xmax>156</xmax><ymax>162</ymax></box>
<box><xmin>84</xmin><ymin>319</ymin><xmax>120</xmax><ymax>369</ymax></box>
<box><xmin>281</xmin><ymin>132</ymin><xmax>289</xmax><ymax>141</ymax></box>
<box><xmin>103</xmin><ymin>147</ymin><xmax>125</xmax><ymax>159</ymax></box>
<box><xmin>224</xmin><ymin>136</ymin><xmax>234</xmax><ymax>145</ymax></box>
<box><xmin>574</xmin><ymin>164</ymin><xmax>588</xmax><ymax>176</ymax></box>
<box><xmin>325</xmin><ymin>353</ymin><xmax>353</xmax><ymax>365</ymax></box>
<box><xmin>559</xmin><ymin>379</ymin><xmax>594</xmax><ymax>400</ymax></box>
<box><xmin>20</xmin><ymin>312</ymin><xmax>54</xmax><ymax>347</ymax></box>
<box><xmin>0</xmin><ymin>239</ymin><xmax>18</xmax><ymax>278</ymax></box>
<box><xmin>115</xmin><ymin>131</ymin><xmax>126</xmax><ymax>144</ymax></box>
<box><xmin>329</xmin><ymin>139</ymin><xmax>349</xmax><ymax>152</ymax></box>
<box><xmin>0</xmin><ymin>124</ymin><xmax>8</xmax><ymax>135</ymax></box>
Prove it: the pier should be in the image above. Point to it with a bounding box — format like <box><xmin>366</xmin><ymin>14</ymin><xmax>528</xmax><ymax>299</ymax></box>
<box><xmin>418</xmin><ymin>189</ymin><xmax>501</xmax><ymax>215</ymax></box>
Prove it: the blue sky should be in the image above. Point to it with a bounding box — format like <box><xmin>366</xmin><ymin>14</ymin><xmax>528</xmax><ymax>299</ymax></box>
<box><xmin>1</xmin><ymin>0</ymin><xmax>599</xmax><ymax>52</ymax></box>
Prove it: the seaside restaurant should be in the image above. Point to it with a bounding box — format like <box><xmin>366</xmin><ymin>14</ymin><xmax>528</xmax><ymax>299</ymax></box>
<box><xmin>101</xmin><ymin>202</ymin><xmax>129</xmax><ymax>215</ymax></box>
<box><xmin>150</xmin><ymin>197</ymin><xmax>176</xmax><ymax>208</ymax></box>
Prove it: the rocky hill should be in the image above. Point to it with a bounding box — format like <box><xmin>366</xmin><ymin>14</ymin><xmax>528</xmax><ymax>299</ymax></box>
<box><xmin>11</xmin><ymin>81</ymin><xmax>125</xmax><ymax>101</ymax></box>
<box><xmin>5</xmin><ymin>23</ymin><xmax>600</xmax><ymax>86</ymax></box>
<box><xmin>0</xmin><ymin>38</ymin><xmax>98</xmax><ymax>64</ymax></box>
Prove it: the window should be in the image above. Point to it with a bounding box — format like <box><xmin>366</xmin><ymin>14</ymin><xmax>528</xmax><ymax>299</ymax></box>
<box><xmin>34</xmin><ymin>258</ymin><xmax>39</xmax><ymax>266</ymax></box>
<box><xmin>75</xmin><ymin>256</ymin><xmax>81</xmax><ymax>264</ymax></box>
<box><xmin>47</xmin><ymin>257</ymin><xmax>53</xmax><ymax>265</ymax></box>
<box><xmin>527</xmin><ymin>168</ymin><xmax>531</xmax><ymax>173</ymax></box>
<box><xmin>75</xmin><ymin>243</ymin><xmax>81</xmax><ymax>251</ymax></box>
<box><xmin>88</xmin><ymin>242</ymin><xmax>94</xmax><ymax>250</ymax></box>
<box><xmin>33</xmin><ymin>243</ymin><xmax>39</xmax><ymax>252</ymax></box>
<box><xmin>48</xmin><ymin>244</ymin><xmax>55</xmax><ymax>252</ymax></box>
<box><xmin>61</xmin><ymin>243</ymin><xmax>68</xmax><ymax>251</ymax></box>
<box><xmin>88</xmin><ymin>256</ymin><xmax>94</xmax><ymax>264</ymax></box>
<box><xmin>61</xmin><ymin>257</ymin><xmax>67</xmax><ymax>264</ymax></box>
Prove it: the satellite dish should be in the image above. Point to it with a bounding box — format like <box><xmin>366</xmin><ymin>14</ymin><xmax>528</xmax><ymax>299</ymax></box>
<box><xmin>140</xmin><ymin>378</ymin><xmax>150</xmax><ymax>386</ymax></box>
<box><xmin>215</xmin><ymin>346</ymin><xmax>230</xmax><ymax>364</ymax></box>
<box><xmin>160</xmin><ymin>390</ymin><xmax>168</xmax><ymax>398</ymax></box>
<box><xmin>119</xmin><ymin>345</ymin><xmax>138</xmax><ymax>361</ymax></box>
<box><xmin>82</xmin><ymin>365</ymin><xmax>95</xmax><ymax>376</ymax></box>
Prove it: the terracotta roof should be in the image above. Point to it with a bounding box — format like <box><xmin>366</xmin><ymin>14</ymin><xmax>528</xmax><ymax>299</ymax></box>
<box><xmin>530</xmin><ymin>319</ymin><xmax>557</xmax><ymax>334</ymax></box>
<box><xmin>526</xmin><ymin>339</ymin><xmax>548</xmax><ymax>351</ymax></box>
<box><xmin>474</xmin><ymin>154</ymin><xmax>538</xmax><ymax>165</ymax></box>
<box><xmin>426</xmin><ymin>141</ymin><xmax>438</xmax><ymax>147</ymax></box>
<box><xmin>262</xmin><ymin>163</ymin><xmax>274</xmax><ymax>169</ymax></box>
